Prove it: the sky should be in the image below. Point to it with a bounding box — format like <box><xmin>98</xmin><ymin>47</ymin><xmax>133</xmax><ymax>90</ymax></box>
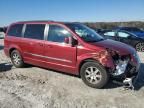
<box><xmin>0</xmin><ymin>0</ymin><xmax>144</xmax><ymax>26</ymax></box>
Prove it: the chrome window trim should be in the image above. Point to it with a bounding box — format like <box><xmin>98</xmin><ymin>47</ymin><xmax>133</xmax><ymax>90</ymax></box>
<box><xmin>44</xmin><ymin>24</ymin><xmax>49</xmax><ymax>40</ymax></box>
<box><xmin>22</xmin><ymin>24</ymin><xmax>26</xmax><ymax>38</ymax></box>
<box><xmin>24</xmin><ymin>52</ymin><xmax>72</xmax><ymax>63</ymax></box>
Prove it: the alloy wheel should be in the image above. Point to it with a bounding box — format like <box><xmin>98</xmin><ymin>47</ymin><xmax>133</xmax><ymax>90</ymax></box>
<box><xmin>12</xmin><ymin>52</ymin><xmax>21</xmax><ymax>65</ymax></box>
<box><xmin>85</xmin><ymin>66</ymin><xmax>102</xmax><ymax>84</ymax></box>
<box><xmin>136</xmin><ymin>42</ymin><xmax>144</xmax><ymax>52</ymax></box>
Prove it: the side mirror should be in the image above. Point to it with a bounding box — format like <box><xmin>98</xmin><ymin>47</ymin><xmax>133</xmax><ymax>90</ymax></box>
<box><xmin>72</xmin><ymin>37</ymin><xmax>78</xmax><ymax>47</ymax></box>
<box><xmin>64</xmin><ymin>37</ymin><xmax>70</xmax><ymax>44</ymax></box>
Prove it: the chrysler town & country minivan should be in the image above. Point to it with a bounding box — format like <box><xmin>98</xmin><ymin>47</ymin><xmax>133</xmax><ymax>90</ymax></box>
<box><xmin>4</xmin><ymin>21</ymin><xmax>140</xmax><ymax>88</ymax></box>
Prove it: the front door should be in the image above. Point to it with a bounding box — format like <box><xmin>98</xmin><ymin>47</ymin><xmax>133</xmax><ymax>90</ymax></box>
<box><xmin>44</xmin><ymin>24</ymin><xmax>77</xmax><ymax>73</ymax></box>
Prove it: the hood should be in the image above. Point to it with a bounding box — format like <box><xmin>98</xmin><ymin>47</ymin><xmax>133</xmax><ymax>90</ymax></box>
<box><xmin>90</xmin><ymin>39</ymin><xmax>136</xmax><ymax>55</ymax></box>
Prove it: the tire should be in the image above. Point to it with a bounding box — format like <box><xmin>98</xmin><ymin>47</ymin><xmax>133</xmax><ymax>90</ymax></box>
<box><xmin>135</xmin><ymin>42</ymin><xmax>144</xmax><ymax>52</ymax></box>
<box><xmin>80</xmin><ymin>61</ymin><xmax>109</xmax><ymax>89</ymax></box>
<box><xmin>10</xmin><ymin>50</ymin><xmax>25</xmax><ymax>68</ymax></box>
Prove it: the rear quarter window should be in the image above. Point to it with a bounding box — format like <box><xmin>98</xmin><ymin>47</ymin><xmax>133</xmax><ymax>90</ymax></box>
<box><xmin>7</xmin><ymin>24</ymin><xmax>23</xmax><ymax>37</ymax></box>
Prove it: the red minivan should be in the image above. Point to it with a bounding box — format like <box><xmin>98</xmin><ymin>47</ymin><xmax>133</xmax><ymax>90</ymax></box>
<box><xmin>4</xmin><ymin>21</ymin><xmax>140</xmax><ymax>88</ymax></box>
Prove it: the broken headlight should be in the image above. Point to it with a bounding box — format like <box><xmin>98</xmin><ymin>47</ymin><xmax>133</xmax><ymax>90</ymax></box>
<box><xmin>107</xmin><ymin>49</ymin><xmax>130</xmax><ymax>76</ymax></box>
<box><xmin>113</xmin><ymin>59</ymin><xmax>129</xmax><ymax>76</ymax></box>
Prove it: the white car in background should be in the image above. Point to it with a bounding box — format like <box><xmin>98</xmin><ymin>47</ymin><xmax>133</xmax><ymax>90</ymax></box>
<box><xmin>0</xmin><ymin>32</ymin><xmax>5</xmax><ymax>39</ymax></box>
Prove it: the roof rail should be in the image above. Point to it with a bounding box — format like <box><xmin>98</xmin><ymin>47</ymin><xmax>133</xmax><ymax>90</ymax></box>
<box><xmin>16</xmin><ymin>20</ymin><xmax>54</xmax><ymax>23</ymax></box>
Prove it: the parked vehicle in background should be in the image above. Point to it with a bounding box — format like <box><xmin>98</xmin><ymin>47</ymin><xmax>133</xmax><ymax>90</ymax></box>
<box><xmin>102</xmin><ymin>27</ymin><xmax>144</xmax><ymax>52</ymax></box>
<box><xmin>4</xmin><ymin>21</ymin><xmax>140</xmax><ymax>88</ymax></box>
<box><xmin>3</xmin><ymin>27</ymin><xmax>8</xmax><ymax>33</ymax></box>
<box><xmin>116</xmin><ymin>27</ymin><xmax>144</xmax><ymax>34</ymax></box>
<box><xmin>0</xmin><ymin>32</ymin><xmax>5</xmax><ymax>39</ymax></box>
<box><xmin>97</xmin><ymin>29</ymin><xmax>111</xmax><ymax>35</ymax></box>
<box><xmin>0</xmin><ymin>27</ymin><xmax>7</xmax><ymax>39</ymax></box>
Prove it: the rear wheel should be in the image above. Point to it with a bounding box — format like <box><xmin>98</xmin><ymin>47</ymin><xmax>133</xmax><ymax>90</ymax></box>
<box><xmin>136</xmin><ymin>42</ymin><xmax>144</xmax><ymax>52</ymax></box>
<box><xmin>80</xmin><ymin>61</ymin><xmax>109</xmax><ymax>89</ymax></box>
<box><xmin>10</xmin><ymin>50</ymin><xmax>25</xmax><ymax>68</ymax></box>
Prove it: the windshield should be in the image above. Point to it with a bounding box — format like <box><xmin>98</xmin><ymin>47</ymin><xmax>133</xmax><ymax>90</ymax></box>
<box><xmin>65</xmin><ymin>23</ymin><xmax>104</xmax><ymax>42</ymax></box>
<box><xmin>122</xmin><ymin>27</ymin><xmax>143</xmax><ymax>32</ymax></box>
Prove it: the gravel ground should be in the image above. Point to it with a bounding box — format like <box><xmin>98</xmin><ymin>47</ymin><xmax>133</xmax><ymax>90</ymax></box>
<box><xmin>0</xmin><ymin>39</ymin><xmax>144</xmax><ymax>108</ymax></box>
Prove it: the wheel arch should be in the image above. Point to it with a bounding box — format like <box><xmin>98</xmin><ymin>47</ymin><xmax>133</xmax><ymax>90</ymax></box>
<box><xmin>78</xmin><ymin>58</ymin><xmax>100</xmax><ymax>76</ymax></box>
<box><xmin>9</xmin><ymin>46</ymin><xmax>22</xmax><ymax>58</ymax></box>
<box><xmin>9</xmin><ymin>48</ymin><xmax>17</xmax><ymax>57</ymax></box>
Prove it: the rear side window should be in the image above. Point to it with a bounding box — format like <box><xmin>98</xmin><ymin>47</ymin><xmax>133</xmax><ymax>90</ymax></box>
<box><xmin>7</xmin><ymin>24</ymin><xmax>23</xmax><ymax>37</ymax></box>
<box><xmin>24</xmin><ymin>24</ymin><xmax>45</xmax><ymax>40</ymax></box>
<box><xmin>118</xmin><ymin>32</ymin><xmax>130</xmax><ymax>38</ymax></box>
<box><xmin>104</xmin><ymin>31</ymin><xmax>115</xmax><ymax>37</ymax></box>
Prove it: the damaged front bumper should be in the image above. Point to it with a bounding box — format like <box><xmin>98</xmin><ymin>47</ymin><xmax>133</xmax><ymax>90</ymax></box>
<box><xmin>110</xmin><ymin>51</ymin><xmax>140</xmax><ymax>79</ymax></box>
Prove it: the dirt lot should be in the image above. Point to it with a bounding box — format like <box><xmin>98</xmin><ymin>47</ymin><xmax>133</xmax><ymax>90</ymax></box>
<box><xmin>0</xmin><ymin>39</ymin><xmax>144</xmax><ymax>108</ymax></box>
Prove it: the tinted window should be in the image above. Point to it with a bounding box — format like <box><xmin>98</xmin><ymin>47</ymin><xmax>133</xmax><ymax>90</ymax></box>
<box><xmin>48</xmin><ymin>25</ymin><xmax>71</xmax><ymax>43</ymax></box>
<box><xmin>104</xmin><ymin>31</ymin><xmax>115</xmax><ymax>37</ymax></box>
<box><xmin>0</xmin><ymin>28</ymin><xmax>3</xmax><ymax>32</ymax></box>
<box><xmin>118</xmin><ymin>32</ymin><xmax>130</xmax><ymax>38</ymax></box>
<box><xmin>7</xmin><ymin>24</ymin><xmax>23</xmax><ymax>37</ymax></box>
<box><xmin>24</xmin><ymin>24</ymin><xmax>45</xmax><ymax>40</ymax></box>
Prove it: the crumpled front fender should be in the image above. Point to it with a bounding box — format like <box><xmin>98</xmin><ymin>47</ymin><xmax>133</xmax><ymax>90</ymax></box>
<box><xmin>77</xmin><ymin>50</ymin><xmax>115</xmax><ymax>70</ymax></box>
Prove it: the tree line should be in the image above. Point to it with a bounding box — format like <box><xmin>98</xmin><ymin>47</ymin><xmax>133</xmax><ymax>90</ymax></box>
<box><xmin>84</xmin><ymin>21</ymin><xmax>144</xmax><ymax>30</ymax></box>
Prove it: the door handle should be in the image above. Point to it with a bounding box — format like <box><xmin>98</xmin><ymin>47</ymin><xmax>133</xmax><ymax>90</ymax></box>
<box><xmin>38</xmin><ymin>43</ymin><xmax>44</xmax><ymax>46</ymax></box>
<box><xmin>47</xmin><ymin>45</ymin><xmax>53</xmax><ymax>48</ymax></box>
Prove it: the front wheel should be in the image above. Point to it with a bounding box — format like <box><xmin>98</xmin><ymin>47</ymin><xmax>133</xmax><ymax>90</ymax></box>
<box><xmin>80</xmin><ymin>61</ymin><xmax>109</xmax><ymax>89</ymax></box>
